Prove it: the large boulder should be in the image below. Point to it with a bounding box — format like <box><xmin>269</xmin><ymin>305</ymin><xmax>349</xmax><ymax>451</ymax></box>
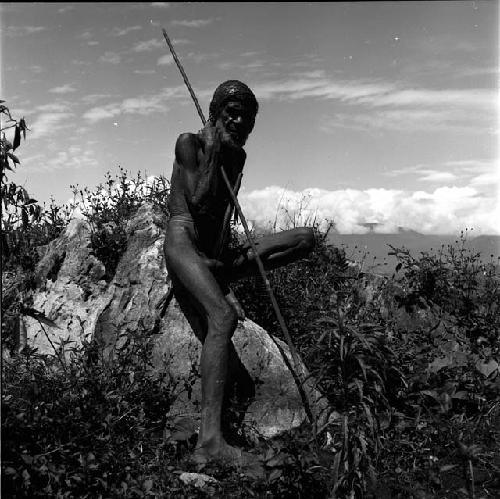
<box><xmin>25</xmin><ymin>203</ymin><xmax>326</xmax><ymax>438</ymax></box>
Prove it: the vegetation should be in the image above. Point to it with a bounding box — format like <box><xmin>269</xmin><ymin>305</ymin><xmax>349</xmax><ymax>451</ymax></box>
<box><xmin>2</xmin><ymin>103</ymin><xmax>499</xmax><ymax>497</ymax></box>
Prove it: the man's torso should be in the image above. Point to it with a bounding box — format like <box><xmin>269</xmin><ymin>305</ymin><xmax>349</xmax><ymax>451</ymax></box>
<box><xmin>168</xmin><ymin>132</ymin><xmax>244</xmax><ymax>257</ymax></box>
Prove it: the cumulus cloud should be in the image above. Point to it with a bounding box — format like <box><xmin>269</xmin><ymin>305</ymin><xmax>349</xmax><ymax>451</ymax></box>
<box><xmin>158</xmin><ymin>51</ymin><xmax>217</xmax><ymax>66</ymax></box>
<box><xmin>3</xmin><ymin>26</ymin><xmax>46</xmax><ymax>37</ymax></box>
<box><xmin>132</xmin><ymin>37</ymin><xmax>190</xmax><ymax>52</ymax></box>
<box><xmin>151</xmin><ymin>2</ymin><xmax>171</xmax><ymax>7</ymax></box>
<box><xmin>57</xmin><ymin>5</ymin><xmax>75</xmax><ymax>14</ymax></box>
<box><xmin>386</xmin><ymin>159</ymin><xmax>499</xmax><ymax>192</ymax></box>
<box><xmin>237</xmin><ymin>185</ymin><xmax>499</xmax><ymax>235</ymax></box>
<box><xmin>23</xmin><ymin>145</ymin><xmax>98</xmax><ymax>173</ymax></box>
<box><xmin>77</xmin><ymin>30</ymin><xmax>94</xmax><ymax>40</ymax></box>
<box><xmin>157</xmin><ymin>54</ymin><xmax>174</xmax><ymax>66</ymax></box>
<box><xmin>99</xmin><ymin>51</ymin><xmax>121</xmax><ymax>64</ymax></box>
<box><xmin>132</xmin><ymin>38</ymin><xmax>164</xmax><ymax>52</ymax></box>
<box><xmin>111</xmin><ymin>25</ymin><xmax>142</xmax><ymax>37</ymax></box>
<box><xmin>29</xmin><ymin>111</ymin><xmax>74</xmax><ymax>139</ymax></box>
<box><xmin>170</xmin><ymin>18</ymin><xmax>214</xmax><ymax>28</ymax></box>
<box><xmin>49</xmin><ymin>84</ymin><xmax>77</xmax><ymax>94</ymax></box>
<box><xmin>250</xmin><ymin>73</ymin><xmax>496</xmax><ymax>133</ymax></box>
<box><xmin>82</xmin><ymin>86</ymin><xmax>186</xmax><ymax>123</ymax></box>
<box><xmin>417</xmin><ymin>171</ymin><xmax>458</xmax><ymax>183</ymax></box>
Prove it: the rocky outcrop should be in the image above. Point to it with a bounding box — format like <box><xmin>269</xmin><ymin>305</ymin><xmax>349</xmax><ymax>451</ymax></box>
<box><xmin>25</xmin><ymin>203</ymin><xmax>326</xmax><ymax>438</ymax></box>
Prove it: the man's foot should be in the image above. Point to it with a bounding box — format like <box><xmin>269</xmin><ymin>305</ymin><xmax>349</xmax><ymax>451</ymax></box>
<box><xmin>191</xmin><ymin>441</ymin><xmax>259</xmax><ymax>468</ymax></box>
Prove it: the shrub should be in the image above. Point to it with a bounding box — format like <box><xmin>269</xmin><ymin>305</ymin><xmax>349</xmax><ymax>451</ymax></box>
<box><xmin>70</xmin><ymin>168</ymin><xmax>170</xmax><ymax>281</ymax></box>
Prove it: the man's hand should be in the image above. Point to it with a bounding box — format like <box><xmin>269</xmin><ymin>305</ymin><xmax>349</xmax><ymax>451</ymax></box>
<box><xmin>225</xmin><ymin>287</ymin><xmax>245</xmax><ymax>321</ymax></box>
<box><xmin>199</xmin><ymin>123</ymin><xmax>221</xmax><ymax>158</ymax></box>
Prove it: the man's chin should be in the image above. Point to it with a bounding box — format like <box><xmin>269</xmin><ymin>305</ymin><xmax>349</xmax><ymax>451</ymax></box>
<box><xmin>222</xmin><ymin>135</ymin><xmax>245</xmax><ymax>150</ymax></box>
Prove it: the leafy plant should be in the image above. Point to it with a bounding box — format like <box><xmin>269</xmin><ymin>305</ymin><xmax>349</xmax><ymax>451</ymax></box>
<box><xmin>70</xmin><ymin>168</ymin><xmax>170</xmax><ymax>281</ymax></box>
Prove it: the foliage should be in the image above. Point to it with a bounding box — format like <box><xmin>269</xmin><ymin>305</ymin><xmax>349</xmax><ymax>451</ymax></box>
<box><xmin>1</xmin><ymin>103</ymin><xmax>74</xmax><ymax>353</ymax></box>
<box><xmin>70</xmin><ymin>168</ymin><xmax>170</xmax><ymax>282</ymax></box>
<box><xmin>2</xmin><ymin>331</ymin><xmax>173</xmax><ymax>498</ymax></box>
<box><xmin>233</xmin><ymin>215</ymin><xmax>499</xmax><ymax>498</ymax></box>
<box><xmin>2</xmin><ymin>165</ymin><xmax>499</xmax><ymax>497</ymax></box>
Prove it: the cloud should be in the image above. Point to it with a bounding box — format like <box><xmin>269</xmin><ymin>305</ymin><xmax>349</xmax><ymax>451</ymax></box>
<box><xmin>29</xmin><ymin>65</ymin><xmax>44</xmax><ymax>74</ymax></box>
<box><xmin>77</xmin><ymin>30</ymin><xmax>94</xmax><ymax>40</ymax></box>
<box><xmin>132</xmin><ymin>38</ymin><xmax>164</xmax><ymax>52</ymax></box>
<box><xmin>111</xmin><ymin>25</ymin><xmax>142</xmax><ymax>37</ymax></box>
<box><xmin>238</xmin><ymin>185</ymin><xmax>499</xmax><ymax>235</ymax></box>
<box><xmin>386</xmin><ymin>159</ymin><xmax>499</xmax><ymax>191</ymax></box>
<box><xmin>49</xmin><ymin>84</ymin><xmax>77</xmax><ymax>94</ymax></box>
<box><xmin>36</xmin><ymin>102</ymin><xmax>72</xmax><ymax>113</ymax></box>
<box><xmin>57</xmin><ymin>5</ymin><xmax>75</xmax><ymax>14</ymax></box>
<box><xmin>132</xmin><ymin>37</ymin><xmax>190</xmax><ymax>52</ymax></box>
<box><xmin>157</xmin><ymin>54</ymin><xmax>174</xmax><ymax>66</ymax></box>
<box><xmin>158</xmin><ymin>50</ymin><xmax>218</xmax><ymax>66</ymax></box>
<box><xmin>28</xmin><ymin>112</ymin><xmax>74</xmax><ymax>139</ymax></box>
<box><xmin>246</xmin><ymin>71</ymin><xmax>496</xmax><ymax>134</ymax></box>
<box><xmin>99</xmin><ymin>51</ymin><xmax>121</xmax><ymax>64</ymax></box>
<box><xmin>418</xmin><ymin>171</ymin><xmax>458</xmax><ymax>183</ymax></box>
<box><xmin>23</xmin><ymin>145</ymin><xmax>98</xmax><ymax>173</ymax></box>
<box><xmin>252</xmin><ymin>75</ymin><xmax>494</xmax><ymax>112</ymax></box>
<box><xmin>170</xmin><ymin>18</ymin><xmax>214</xmax><ymax>28</ymax></box>
<box><xmin>151</xmin><ymin>2</ymin><xmax>170</xmax><ymax>7</ymax></box>
<box><xmin>82</xmin><ymin>86</ymin><xmax>186</xmax><ymax>123</ymax></box>
<box><xmin>3</xmin><ymin>26</ymin><xmax>46</xmax><ymax>37</ymax></box>
<box><xmin>81</xmin><ymin>93</ymin><xmax>113</xmax><ymax>104</ymax></box>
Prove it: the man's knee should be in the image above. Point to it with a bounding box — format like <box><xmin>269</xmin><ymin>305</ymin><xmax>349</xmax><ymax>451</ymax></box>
<box><xmin>294</xmin><ymin>227</ymin><xmax>315</xmax><ymax>252</ymax></box>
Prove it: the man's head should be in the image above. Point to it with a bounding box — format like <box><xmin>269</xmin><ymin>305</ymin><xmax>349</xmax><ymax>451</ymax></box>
<box><xmin>208</xmin><ymin>80</ymin><xmax>258</xmax><ymax>148</ymax></box>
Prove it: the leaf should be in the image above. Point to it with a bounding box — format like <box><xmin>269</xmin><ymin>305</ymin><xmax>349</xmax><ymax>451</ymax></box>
<box><xmin>266</xmin><ymin>452</ymin><xmax>286</xmax><ymax>467</ymax></box>
<box><xmin>428</xmin><ymin>356</ymin><xmax>451</xmax><ymax>374</ymax></box>
<box><xmin>143</xmin><ymin>479</ymin><xmax>153</xmax><ymax>492</ymax></box>
<box><xmin>268</xmin><ymin>469</ymin><xmax>282</xmax><ymax>482</ymax></box>
<box><xmin>21</xmin><ymin>454</ymin><xmax>33</xmax><ymax>465</ymax></box>
<box><xmin>476</xmin><ymin>359</ymin><xmax>499</xmax><ymax>378</ymax></box>
<box><xmin>168</xmin><ymin>416</ymin><xmax>196</xmax><ymax>441</ymax></box>
<box><xmin>7</xmin><ymin>152</ymin><xmax>19</xmax><ymax>164</ymax></box>
<box><xmin>440</xmin><ymin>464</ymin><xmax>458</xmax><ymax>473</ymax></box>
<box><xmin>20</xmin><ymin>118</ymin><xmax>27</xmax><ymax>139</ymax></box>
<box><xmin>13</xmin><ymin>124</ymin><xmax>21</xmax><ymax>150</ymax></box>
<box><xmin>22</xmin><ymin>208</ymin><xmax>28</xmax><ymax>228</ymax></box>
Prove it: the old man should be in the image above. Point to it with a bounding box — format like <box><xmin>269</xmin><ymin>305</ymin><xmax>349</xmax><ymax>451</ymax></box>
<box><xmin>164</xmin><ymin>80</ymin><xmax>314</xmax><ymax>463</ymax></box>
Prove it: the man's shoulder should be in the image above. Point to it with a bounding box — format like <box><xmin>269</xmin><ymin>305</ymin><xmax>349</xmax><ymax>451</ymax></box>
<box><xmin>176</xmin><ymin>132</ymin><xmax>200</xmax><ymax>148</ymax></box>
<box><xmin>175</xmin><ymin>132</ymin><xmax>201</xmax><ymax>161</ymax></box>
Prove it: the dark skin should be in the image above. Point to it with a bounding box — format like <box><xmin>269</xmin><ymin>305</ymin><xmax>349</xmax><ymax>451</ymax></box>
<box><xmin>164</xmin><ymin>99</ymin><xmax>315</xmax><ymax>463</ymax></box>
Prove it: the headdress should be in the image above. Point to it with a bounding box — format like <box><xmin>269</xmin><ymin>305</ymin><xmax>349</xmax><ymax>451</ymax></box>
<box><xmin>208</xmin><ymin>80</ymin><xmax>259</xmax><ymax>128</ymax></box>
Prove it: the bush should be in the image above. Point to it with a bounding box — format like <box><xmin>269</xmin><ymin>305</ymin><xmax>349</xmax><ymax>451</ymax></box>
<box><xmin>70</xmin><ymin>167</ymin><xmax>170</xmax><ymax>282</ymax></box>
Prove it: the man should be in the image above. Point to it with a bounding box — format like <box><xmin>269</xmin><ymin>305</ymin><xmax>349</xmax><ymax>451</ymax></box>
<box><xmin>164</xmin><ymin>80</ymin><xmax>315</xmax><ymax>463</ymax></box>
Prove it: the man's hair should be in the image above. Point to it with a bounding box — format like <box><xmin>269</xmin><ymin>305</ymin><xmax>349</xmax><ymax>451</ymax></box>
<box><xmin>208</xmin><ymin>80</ymin><xmax>259</xmax><ymax>129</ymax></box>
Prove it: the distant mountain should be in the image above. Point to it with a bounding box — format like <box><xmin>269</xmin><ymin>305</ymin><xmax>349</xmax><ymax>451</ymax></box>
<box><xmin>326</xmin><ymin>231</ymin><xmax>500</xmax><ymax>274</ymax></box>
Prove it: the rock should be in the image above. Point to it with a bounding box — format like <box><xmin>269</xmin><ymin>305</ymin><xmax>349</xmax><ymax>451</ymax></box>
<box><xmin>25</xmin><ymin>203</ymin><xmax>327</xmax><ymax>438</ymax></box>
<box><xmin>178</xmin><ymin>472</ymin><xmax>218</xmax><ymax>489</ymax></box>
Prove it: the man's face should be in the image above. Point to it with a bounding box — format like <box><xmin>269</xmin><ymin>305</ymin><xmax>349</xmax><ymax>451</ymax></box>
<box><xmin>216</xmin><ymin>101</ymin><xmax>255</xmax><ymax>148</ymax></box>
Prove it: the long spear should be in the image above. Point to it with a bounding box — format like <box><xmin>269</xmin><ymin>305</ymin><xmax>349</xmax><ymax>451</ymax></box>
<box><xmin>161</xmin><ymin>28</ymin><xmax>315</xmax><ymax>425</ymax></box>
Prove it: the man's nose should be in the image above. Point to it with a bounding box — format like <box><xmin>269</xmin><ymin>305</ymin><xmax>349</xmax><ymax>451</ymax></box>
<box><xmin>231</xmin><ymin>115</ymin><xmax>242</xmax><ymax>125</ymax></box>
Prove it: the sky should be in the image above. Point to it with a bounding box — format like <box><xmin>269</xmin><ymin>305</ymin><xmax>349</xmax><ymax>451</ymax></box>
<box><xmin>1</xmin><ymin>2</ymin><xmax>499</xmax><ymax>234</ymax></box>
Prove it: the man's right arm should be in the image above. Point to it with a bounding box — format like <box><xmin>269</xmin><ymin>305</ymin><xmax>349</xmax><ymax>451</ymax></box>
<box><xmin>175</xmin><ymin>128</ymin><xmax>220</xmax><ymax>211</ymax></box>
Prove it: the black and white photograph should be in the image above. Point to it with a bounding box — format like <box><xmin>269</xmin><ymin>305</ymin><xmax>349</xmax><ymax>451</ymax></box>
<box><xmin>1</xmin><ymin>2</ymin><xmax>499</xmax><ymax>497</ymax></box>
